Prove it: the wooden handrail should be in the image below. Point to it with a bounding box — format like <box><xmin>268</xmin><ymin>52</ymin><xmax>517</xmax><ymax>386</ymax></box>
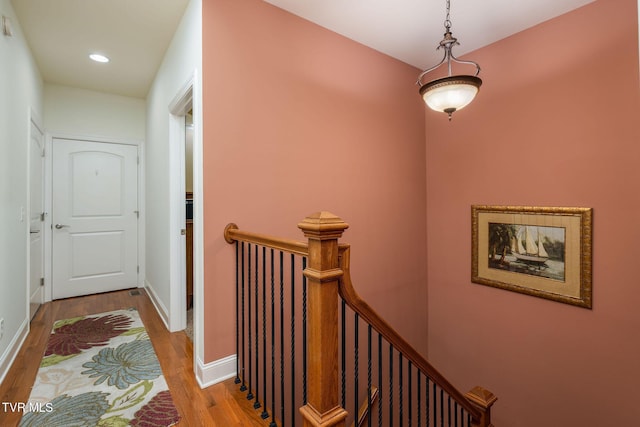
<box><xmin>337</xmin><ymin>244</ymin><xmax>496</xmax><ymax>426</ymax></box>
<box><xmin>224</xmin><ymin>223</ymin><xmax>309</xmax><ymax>257</ymax></box>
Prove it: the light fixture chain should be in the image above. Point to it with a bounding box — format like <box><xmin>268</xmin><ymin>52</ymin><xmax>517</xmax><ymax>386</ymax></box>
<box><xmin>444</xmin><ymin>0</ymin><xmax>452</xmax><ymax>31</ymax></box>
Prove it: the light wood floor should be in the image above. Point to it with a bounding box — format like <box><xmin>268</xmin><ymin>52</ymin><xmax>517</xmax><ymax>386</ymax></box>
<box><xmin>0</xmin><ymin>289</ymin><xmax>270</xmax><ymax>427</ymax></box>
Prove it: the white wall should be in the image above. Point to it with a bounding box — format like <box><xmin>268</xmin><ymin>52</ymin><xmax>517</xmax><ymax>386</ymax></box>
<box><xmin>44</xmin><ymin>84</ymin><xmax>145</xmax><ymax>140</ymax></box>
<box><xmin>144</xmin><ymin>0</ymin><xmax>201</xmax><ymax>332</ymax></box>
<box><xmin>0</xmin><ymin>0</ymin><xmax>43</xmax><ymax>382</ymax></box>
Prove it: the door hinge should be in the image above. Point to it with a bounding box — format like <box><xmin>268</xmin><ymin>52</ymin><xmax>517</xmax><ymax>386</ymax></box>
<box><xmin>40</xmin><ymin>212</ymin><xmax>45</xmax><ymax>221</ymax></box>
<box><xmin>137</xmin><ymin>156</ymin><xmax>140</xmax><ymax>165</ymax></box>
<box><xmin>137</xmin><ymin>266</ymin><xmax>140</xmax><ymax>273</ymax></box>
<box><xmin>40</xmin><ymin>277</ymin><xmax>44</xmax><ymax>287</ymax></box>
<box><xmin>134</xmin><ymin>210</ymin><xmax>139</xmax><ymax>218</ymax></box>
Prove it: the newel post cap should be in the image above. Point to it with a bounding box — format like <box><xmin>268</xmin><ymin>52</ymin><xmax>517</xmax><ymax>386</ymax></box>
<box><xmin>298</xmin><ymin>212</ymin><xmax>349</xmax><ymax>239</ymax></box>
<box><xmin>465</xmin><ymin>386</ymin><xmax>497</xmax><ymax>409</ymax></box>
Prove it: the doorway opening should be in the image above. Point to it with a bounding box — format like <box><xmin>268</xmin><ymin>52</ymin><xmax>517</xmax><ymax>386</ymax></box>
<box><xmin>168</xmin><ymin>72</ymin><xmax>203</xmax><ymax>375</ymax></box>
<box><xmin>184</xmin><ymin>111</ymin><xmax>194</xmax><ymax>341</ymax></box>
<box><xmin>28</xmin><ymin>112</ymin><xmax>45</xmax><ymax>320</ymax></box>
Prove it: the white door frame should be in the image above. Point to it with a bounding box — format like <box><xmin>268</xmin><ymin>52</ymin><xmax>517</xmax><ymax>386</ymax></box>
<box><xmin>27</xmin><ymin>109</ymin><xmax>45</xmax><ymax>318</ymax></box>
<box><xmin>168</xmin><ymin>88</ymin><xmax>189</xmax><ymax>332</ymax></box>
<box><xmin>43</xmin><ymin>133</ymin><xmax>144</xmax><ymax>303</ymax></box>
<box><xmin>168</xmin><ymin>70</ymin><xmax>203</xmax><ymax>369</ymax></box>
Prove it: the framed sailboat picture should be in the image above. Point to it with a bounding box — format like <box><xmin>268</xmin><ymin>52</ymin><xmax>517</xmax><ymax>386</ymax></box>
<box><xmin>471</xmin><ymin>205</ymin><xmax>593</xmax><ymax>308</ymax></box>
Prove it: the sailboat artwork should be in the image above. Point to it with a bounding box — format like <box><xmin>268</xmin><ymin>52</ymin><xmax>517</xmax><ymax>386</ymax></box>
<box><xmin>512</xmin><ymin>226</ymin><xmax>549</xmax><ymax>265</ymax></box>
<box><xmin>487</xmin><ymin>222</ymin><xmax>566</xmax><ymax>282</ymax></box>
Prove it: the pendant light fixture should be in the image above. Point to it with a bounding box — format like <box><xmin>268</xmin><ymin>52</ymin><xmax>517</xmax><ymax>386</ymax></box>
<box><xmin>416</xmin><ymin>0</ymin><xmax>482</xmax><ymax>120</ymax></box>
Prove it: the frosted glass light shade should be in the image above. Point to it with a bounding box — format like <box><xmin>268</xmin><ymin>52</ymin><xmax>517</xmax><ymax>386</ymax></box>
<box><xmin>419</xmin><ymin>75</ymin><xmax>482</xmax><ymax>115</ymax></box>
<box><xmin>89</xmin><ymin>53</ymin><xmax>110</xmax><ymax>63</ymax></box>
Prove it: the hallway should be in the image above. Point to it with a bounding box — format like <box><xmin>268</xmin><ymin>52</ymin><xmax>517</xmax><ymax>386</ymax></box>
<box><xmin>0</xmin><ymin>289</ymin><xmax>268</xmax><ymax>426</ymax></box>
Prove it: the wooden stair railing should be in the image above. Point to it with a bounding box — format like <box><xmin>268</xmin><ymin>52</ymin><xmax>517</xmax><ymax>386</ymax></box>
<box><xmin>224</xmin><ymin>212</ymin><xmax>497</xmax><ymax>427</ymax></box>
<box><xmin>337</xmin><ymin>243</ymin><xmax>497</xmax><ymax>427</ymax></box>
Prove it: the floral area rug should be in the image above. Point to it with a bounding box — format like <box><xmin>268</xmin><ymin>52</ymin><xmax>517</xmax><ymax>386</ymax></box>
<box><xmin>19</xmin><ymin>308</ymin><xmax>181</xmax><ymax>427</ymax></box>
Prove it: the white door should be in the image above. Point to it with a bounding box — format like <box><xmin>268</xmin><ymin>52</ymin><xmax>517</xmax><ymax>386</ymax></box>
<box><xmin>29</xmin><ymin>120</ymin><xmax>45</xmax><ymax>318</ymax></box>
<box><xmin>52</xmin><ymin>138</ymin><xmax>138</xmax><ymax>299</ymax></box>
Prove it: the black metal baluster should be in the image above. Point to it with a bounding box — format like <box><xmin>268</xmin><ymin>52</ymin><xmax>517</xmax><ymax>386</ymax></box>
<box><xmin>269</xmin><ymin>249</ymin><xmax>277</xmax><ymax>427</ymax></box>
<box><xmin>279</xmin><ymin>251</ymin><xmax>285</xmax><ymax>427</ymax></box>
<box><xmin>408</xmin><ymin>361</ymin><xmax>412</xmax><ymax>427</ymax></box>
<box><xmin>399</xmin><ymin>354</ymin><xmax>403</xmax><ymax>427</ymax></box>
<box><xmin>417</xmin><ymin>371</ymin><xmax>421</xmax><ymax>427</ymax></box>
<box><xmin>240</xmin><ymin>242</ymin><xmax>247</xmax><ymax>392</ymax></box>
<box><xmin>260</xmin><ymin>246</ymin><xmax>269</xmax><ymax>420</ymax></box>
<box><xmin>341</xmin><ymin>299</ymin><xmax>346</xmax><ymax>410</ymax></box>
<box><xmin>389</xmin><ymin>345</ymin><xmax>393</xmax><ymax>427</ymax></box>
<box><xmin>433</xmin><ymin>381</ymin><xmax>437</xmax><ymax>427</ymax></box>
<box><xmin>254</xmin><ymin>246</ymin><xmax>261</xmax><ymax>409</ymax></box>
<box><xmin>302</xmin><ymin>257</ymin><xmax>308</xmax><ymax>406</ymax></box>
<box><xmin>426</xmin><ymin>377</ymin><xmax>430</xmax><ymax>427</ymax></box>
<box><xmin>447</xmin><ymin>395</ymin><xmax>451</xmax><ymax>427</ymax></box>
<box><xmin>235</xmin><ymin>241</ymin><xmax>241</xmax><ymax>385</ymax></box>
<box><xmin>354</xmin><ymin>313</ymin><xmax>359</xmax><ymax>427</ymax></box>
<box><xmin>261</xmin><ymin>247</ymin><xmax>268</xmax><ymax>418</ymax></box>
<box><xmin>247</xmin><ymin>245</ymin><xmax>254</xmax><ymax>401</ymax></box>
<box><xmin>367</xmin><ymin>324</ymin><xmax>372</xmax><ymax>427</ymax></box>
<box><xmin>290</xmin><ymin>254</ymin><xmax>295</xmax><ymax>425</ymax></box>
<box><xmin>378</xmin><ymin>334</ymin><xmax>382</xmax><ymax>427</ymax></box>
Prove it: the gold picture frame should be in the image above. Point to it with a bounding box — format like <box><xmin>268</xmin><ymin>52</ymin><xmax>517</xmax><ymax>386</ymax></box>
<box><xmin>471</xmin><ymin>205</ymin><xmax>593</xmax><ymax>308</ymax></box>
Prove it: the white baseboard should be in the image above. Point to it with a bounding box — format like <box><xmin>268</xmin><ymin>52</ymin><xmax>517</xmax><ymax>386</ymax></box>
<box><xmin>195</xmin><ymin>354</ymin><xmax>237</xmax><ymax>389</ymax></box>
<box><xmin>144</xmin><ymin>279</ymin><xmax>170</xmax><ymax>330</ymax></box>
<box><xmin>144</xmin><ymin>281</ymin><xmax>236</xmax><ymax>389</ymax></box>
<box><xmin>0</xmin><ymin>318</ymin><xmax>29</xmax><ymax>385</ymax></box>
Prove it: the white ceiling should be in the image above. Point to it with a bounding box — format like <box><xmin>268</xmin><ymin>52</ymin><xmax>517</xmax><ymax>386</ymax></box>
<box><xmin>264</xmin><ymin>0</ymin><xmax>595</xmax><ymax>70</ymax></box>
<box><xmin>10</xmin><ymin>0</ymin><xmax>190</xmax><ymax>98</ymax></box>
<box><xmin>10</xmin><ymin>0</ymin><xmax>594</xmax><ymax>99</ymax></box>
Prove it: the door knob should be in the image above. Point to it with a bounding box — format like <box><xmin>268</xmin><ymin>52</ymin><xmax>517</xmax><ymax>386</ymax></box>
<box><xmin>55</xmin><ymin>224</ymin><xmax>70</xmax><ymax>229</ymax></box>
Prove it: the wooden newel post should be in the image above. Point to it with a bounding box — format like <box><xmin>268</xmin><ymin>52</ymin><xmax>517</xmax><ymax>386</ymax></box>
<box><xmin>298</xmin><ymin>212</ymin><xmax>349</xmax><ymax>427</ymax></box>
<box><xmin>466</xmin><ymin>386</ymin><xmax>498</xmax><ymax>427</ymax></box>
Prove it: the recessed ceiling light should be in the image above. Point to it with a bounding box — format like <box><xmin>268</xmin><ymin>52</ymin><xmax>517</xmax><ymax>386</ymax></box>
<box><xmin>89</xmin><ymin>53</ymin><xmax>109</xmax><ymax>63</ymax></box>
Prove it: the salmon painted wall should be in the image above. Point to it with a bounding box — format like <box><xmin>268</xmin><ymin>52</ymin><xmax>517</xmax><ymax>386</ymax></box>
<box><xmin>425</xmin><ymin>0</ymin><xmax>640</xmax><ymax>425</ymax></box>
<box><xmin>202</xmin><ymin>0</ymin><xmax>427</xmax><ymax>363</ymax></box>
